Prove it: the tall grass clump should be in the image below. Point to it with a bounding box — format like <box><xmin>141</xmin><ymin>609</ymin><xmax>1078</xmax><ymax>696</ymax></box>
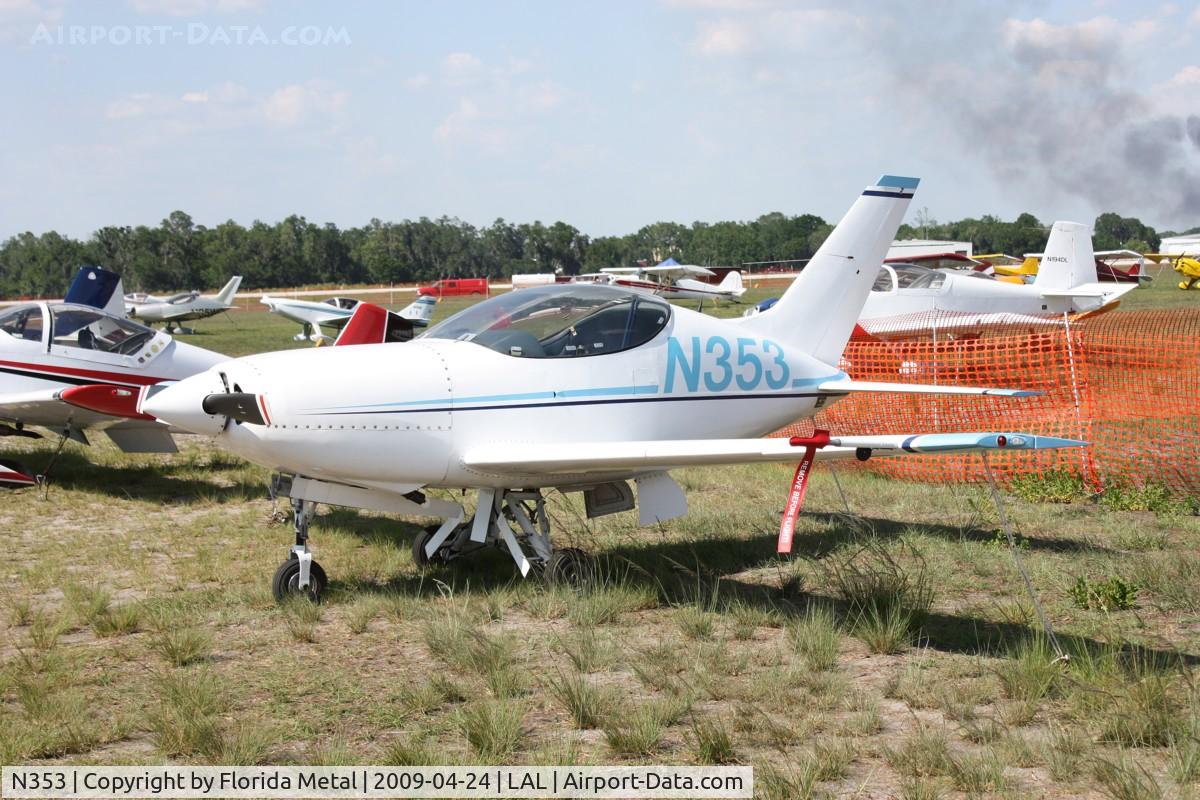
<box><xmin>455</xmin><ymin>701</ymin><xmax>524</xmax><ymax>761</ymax></box>
<box><xmin>151</xmin><ymin>627</ymin><xmax>212</xmax><ymax>667</ymax></box>
<box><xmin>822</xmin><ymin>538</ymin><xmax>934</xmax><ymax>653</ymax></box>
<box><xmin>546</xmin><ymin>672</ymin><xmax>612</xmax><ymax>730</ymax></box>
<box><xmin>788</xmin><ymin>605</ymin><xmax>841</xmax><ymax>671</ymax></box>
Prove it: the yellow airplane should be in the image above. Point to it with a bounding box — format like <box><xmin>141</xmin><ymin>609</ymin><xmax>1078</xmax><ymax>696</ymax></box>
<box><xmin>1145</xmin><ymin>253</ymin><xmax>1200</xmax><ymax>290</ymax></box>
<box><xmin>972</xmin><ymin>254</ymin><xmax>1031</xmax><ymax>284</ymax></box>
<box><xmin>980</xmin><ymin>250</ymin><xmax>1150</xmax><ymax>285</ymax></box>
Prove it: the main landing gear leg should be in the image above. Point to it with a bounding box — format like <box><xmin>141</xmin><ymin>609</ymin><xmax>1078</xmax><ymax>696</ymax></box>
<box><xmin>271</xmin><ymin>498</ymin><xmax>327</xmax><ymax>602</ymax></box>
<box><xmin>425</xmin><ymin>489</ymin><xmax>593</xmax><ymax>586</ymax></box>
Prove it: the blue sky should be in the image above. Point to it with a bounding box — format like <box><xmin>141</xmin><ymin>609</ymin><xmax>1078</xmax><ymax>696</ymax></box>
<box><xmin>1</xmin><ymin>0</ymin><xmax>1198</xmax><ymax>239</ymax></box>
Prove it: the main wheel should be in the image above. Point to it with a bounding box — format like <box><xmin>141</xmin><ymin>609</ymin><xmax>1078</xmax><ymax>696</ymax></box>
<box><xmin>271</xmin><ymin>556</ymin><xmax>327</xmax><ymax>602</ymax></box>
<box><xmin>543</xmin><ymin>548</ymin><xmax>593</xmax><ymax>589</ymax></box>
<box><xmin>412</xmin><ymin>524</ymin><xmax>443</xmax><ymax>568</ymax></box>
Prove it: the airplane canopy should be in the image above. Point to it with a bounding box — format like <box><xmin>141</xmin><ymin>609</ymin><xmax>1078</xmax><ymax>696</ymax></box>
<box><xmin>423</xmin><ymin>284</ymin><xmax>670</xmax><ymax>359</ymax></box>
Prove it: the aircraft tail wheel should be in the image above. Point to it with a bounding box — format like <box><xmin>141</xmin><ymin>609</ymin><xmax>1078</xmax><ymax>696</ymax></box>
<box><xmin>543</xmin><ymin>548</ymin><xmax>594</xmax><ymax>589</ymax></box>
<box><xmin>271</xmin><ymin>556</ymin><xmax>327</xmax><ymax>603</ymax></box>
<box><xmin>412</xmin><ymin>524</ymin><xmax>445</xmax><ymax>568</ymax></box>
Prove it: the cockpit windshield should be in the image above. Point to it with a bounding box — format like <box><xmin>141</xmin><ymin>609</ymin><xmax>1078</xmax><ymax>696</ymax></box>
<box><xmin>0</xmin><ymin>304</ymin><xmax>45</xmax><ymax>343</ymax></box>
<box><xmin>872</xmin><ymin>264</ymin><xmax>948</xmax><ymax>292</ymax></box>
<box><xmin>48</xmin><ymin>305</ymin><xmax>157</xmax><ymax>355</ymax></box>
<box><xmin>422</xmin><ymin>284</ymin><xmax>671</xmax><ymax>358</ymax></box>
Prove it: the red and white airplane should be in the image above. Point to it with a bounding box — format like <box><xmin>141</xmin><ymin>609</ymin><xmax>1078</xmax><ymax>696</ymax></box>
<box><xmin>0</xmin><ymin>268</ymin><xmax>228</xmax><ymax>486</ymax></box>
<box><xmin>143</xmin><ymin>176</ymin><xmax>1086</xmax><ymax>600</ymax></box>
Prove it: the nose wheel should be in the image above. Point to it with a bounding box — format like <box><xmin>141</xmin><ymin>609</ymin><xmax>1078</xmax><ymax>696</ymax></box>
<box><xmin>271</xmin><ymin>499</ymin><xmax>326</xmax><ymax>603</ymax></box>
<box><xmin>272</xmin><ymin>555</ymin><xmax>327</xmax><ymax>602</ymax></box>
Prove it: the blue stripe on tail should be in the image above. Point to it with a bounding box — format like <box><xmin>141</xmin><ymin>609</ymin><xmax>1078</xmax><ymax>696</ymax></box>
<box><xmin>876</xmin><ymin>175</ymin><xmax>920</xmax><ymax>190</ymax></box>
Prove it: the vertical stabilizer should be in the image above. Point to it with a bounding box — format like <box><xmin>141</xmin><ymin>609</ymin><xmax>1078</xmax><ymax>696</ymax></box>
<box><xmin>65</xmin><ymin>266</ymin><xmax>125</xmax><ymax>317</ymax></box>
<box><xmin>719</xmin><ymin>270</ymin><xmax>745</xmax><ymax>297</ymax></box>
<box><xmin>740</xmin><ymin>175</ymin><xmax>917</xmax><ymax>365</ymax></box>
<box><xmin>400</xmin><ymin>295</ymin><xmax>438</xmax><ymax>326</ymax></box>
<box><xmin>1033</xmin><ymin>222</ymin><xmax>1096</xmax><ymax>290</ymax></box>
<box><xmin>215</xmin><ymin>276</ymin><xmax>243</xmax><ymax>305</ymax></box>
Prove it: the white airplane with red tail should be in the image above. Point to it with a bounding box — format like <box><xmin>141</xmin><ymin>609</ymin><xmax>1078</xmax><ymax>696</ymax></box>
<box><xmin>142</xmin><ymin>176</ymin><xmax>1087</xmax><ymax>600</ymax></box>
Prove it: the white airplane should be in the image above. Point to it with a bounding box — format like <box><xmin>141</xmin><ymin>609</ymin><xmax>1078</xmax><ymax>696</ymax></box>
<box><xmin>596</xmin><ymin>260</ymin><xmax>747</xmax><ymax>303</ymax></box>
<box><xmin>0</xmin><ymin>284</ymin><xmax>228</xmax><ymax>486</ymax></box>
<box><xmin>125</xmin><ymin>276</ymin><xmax>242</xmax><ymax>333</ymax></box>
<box><xmin>747</xmin><ymin>221</ymin><xmax>1140</xmax><ymax>337</ymax></box>
<box><xmin>858</xmin><ymin>221</ymin><xmax>1138</xmax><ymax>336</ymax></box>
<box><xmin>260</xmin><ymin>294</ymin><xmax>438</xmax><ymax>344</ymax></box>
<box><xmin>142</xmin><ymin>175</ymin><xmax>1086</xmax><ymax>600</ymax></box>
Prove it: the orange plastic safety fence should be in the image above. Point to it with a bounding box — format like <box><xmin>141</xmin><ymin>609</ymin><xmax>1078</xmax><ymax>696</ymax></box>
<box><xmin>774</xmin><ymin>308</ymin><xmax>1200</xmax><ymax>497</ymax></box>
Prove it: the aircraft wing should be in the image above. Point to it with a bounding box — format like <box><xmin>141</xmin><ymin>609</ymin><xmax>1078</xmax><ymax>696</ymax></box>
<box><xmin>463</xmin><ymin>432</ymin><xmax>1085</xmax><ymax>475</ymax></box>
<box><xmin>154</xmin><ymin>305</ymin><xmax>201</xmax><ymax>321</ymax></box>
<box><xmin>0</xmin><ymin>385</ymin><xmax>178</xmax><ymax>453</ymax></box>
<box><xmin>603</xmin><ymin>265</ymin><xmax>715</xmax><ymax>278</ymax></box>
<box><xmin>0</xmin><ymin>388</ymin><xmax>68</xmax><ymax>421</ymax></box>
<box><xmin>817</xmin><ymin>379</ymin><xmax>1039</xmax><ymax>397</ymax></box>
<box><xmin>644</xmin><ymin>264</ymin><xmax>715</xmax><ymax>277</ymax></box>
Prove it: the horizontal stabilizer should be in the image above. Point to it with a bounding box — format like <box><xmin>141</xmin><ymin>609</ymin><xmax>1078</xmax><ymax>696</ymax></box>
<box><xmin>1039</xmin><ymin>282</ymin><xmax>1138</xmax><ymax>301</ymax></box>
<box><xmin>817</xmin><ymin>379</ymin><xmax>1040</xmax><ymax>398</ymax></box>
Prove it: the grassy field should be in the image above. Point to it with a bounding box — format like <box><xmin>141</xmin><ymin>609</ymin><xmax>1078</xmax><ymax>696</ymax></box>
<box><xmin>1</xmin><ymin>281</ymin><xmax>1198</xmax><ymax>798</ymax></box>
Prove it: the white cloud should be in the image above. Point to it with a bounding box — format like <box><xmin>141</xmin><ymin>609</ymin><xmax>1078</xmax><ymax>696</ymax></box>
<box><xmin>1167</xmin><ymin>64</ymin><xmax>1200</xmax><ymax>87</ymax></box>
<box><xmin>443</xmin><ymin>51</ymin><xmax>482</xmax><ymax>85</ymax></box>
<box><xmin>694</xmin><ymin>18</ymin><xmax>750</xmax><ymax>55</ymax></box>
<box><xmin>422</xmin><ymin>50</ymin><xmax>575</xmax><ymax>154</ymax></box>
<box><xmin>1191</xmin><ymin>5</ymin><xmax>1200</xmax><ymax>25</ymax></box>
<box><xmin>210</xmin><ymin>80</ymin><xmax>249</xmax><ymax>103</ymax></box>
<box><xmin>127</xmin><ymin>0</ymin><xmax>262</xmax><ymax>15</ymax></box>
<box><xmin>663</xmin><ymin>0</ymin><xmax>767</xmax><ymax>9</ymax></box>
<box><xmin>0</xmin><ymin>0</ymin><xmax>62</xmax><ymax>43</ymax></box>
<box><xmin>1002</xmin><ymin>16</ymin><xmax>1121</xmax><ymax>56</ymax></box>
<box><xmin>262</xmin><ymin>80</ymin><xmax>348</xmax><ymax>126</ymax></box>
<box><xmin>344</xmin><ymin>136</ymin><xmax>403</xmax><ymax>176</ymax></box>
<box><xmin>105</xmin><ymin>80</ymin><xmax>343</xmax><ymax>131</ymax></box>
<box><xmin>519</xmin><ymin>80</ymin><xmax>565</xmax><ymax>111</ymax></box>
<box><xmin>435</xmin><ymin>98</ymin><xmax>482</xmax><ymax>141</ymax></box>
<box><xmin>106</xmin><ymin>92</ymin><xmax>165</xmax><ymax>120</ymax></box>
<box><xmin>213</xmin><ymin>0</ymin><xmax>261</xmax><ymax>10</ymax></box>
<box><xmin>689</xmin><ymin>7</ymin><xmax>861</xmax><ymax>58</ymax></box>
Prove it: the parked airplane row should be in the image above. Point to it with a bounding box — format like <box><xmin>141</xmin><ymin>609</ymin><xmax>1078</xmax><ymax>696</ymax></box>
<box><xmin>260</xmin><ymin>294</ymin><xmax>436</xmax><ymax>343</ymax></box>
<box><xmin>1</xmin><ymin>175</ymin><xmax>1089</xmax><ymax>602</ymax></box>
<box><xmin>746</xmin><ymin>219</ymin><xmax>1139</xmax><ymax>338</ymax></box>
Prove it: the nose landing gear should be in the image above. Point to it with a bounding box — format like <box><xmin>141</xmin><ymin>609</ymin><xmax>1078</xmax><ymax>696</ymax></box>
<box><xmin>271</xmin><ymin>498</ymin><xmax>327</xmax><ymax>602</ymax></box>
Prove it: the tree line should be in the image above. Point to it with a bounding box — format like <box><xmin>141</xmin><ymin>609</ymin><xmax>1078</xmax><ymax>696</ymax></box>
<box><xmin>0</xmin><ymin>208</ymin><xmax>1162</xmax><ymax>298</ymax></box>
